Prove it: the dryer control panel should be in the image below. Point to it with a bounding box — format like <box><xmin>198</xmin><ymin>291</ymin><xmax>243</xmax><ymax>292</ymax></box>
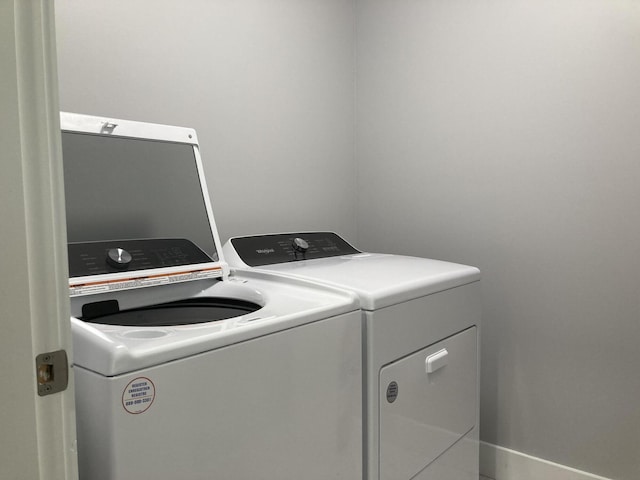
<box><xmin>229</xmin><ymin>232</ymin><xmax>360</xmax><ymax>266</ymax></box>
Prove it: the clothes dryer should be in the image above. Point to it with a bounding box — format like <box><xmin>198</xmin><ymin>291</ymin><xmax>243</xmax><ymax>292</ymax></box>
<box><xmin>61</xmin><ymin>115</ymin><xmax>362</xmax><ymax>480</ymax></box>
<box><xmin>224</xmin><ymin>232</ymin><xmax>481</xmax><ymax>480</ymax></box>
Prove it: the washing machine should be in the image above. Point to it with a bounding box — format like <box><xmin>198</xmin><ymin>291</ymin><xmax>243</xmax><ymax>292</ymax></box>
<box><xmin>61</xmin><ymin>114</ymin><xmax>362</xmax><ymax>480</ymax></box>
<box><xmin>223</xmin><ymin>232</ymin><xmax>481</xmax><ymax>480</ymax></box>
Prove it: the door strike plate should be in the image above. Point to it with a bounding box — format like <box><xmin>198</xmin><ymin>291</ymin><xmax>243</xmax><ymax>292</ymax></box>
<box><xmin>36</xmin><ymin>350</ymin><xmax>69</xmax><ymax>396</ymax></box>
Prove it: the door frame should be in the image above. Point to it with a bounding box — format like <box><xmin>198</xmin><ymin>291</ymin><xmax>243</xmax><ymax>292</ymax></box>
<box><xmin>0</xmin><ymin>1</ymin><xmax>78</xmax><ymax>478</ymax></box>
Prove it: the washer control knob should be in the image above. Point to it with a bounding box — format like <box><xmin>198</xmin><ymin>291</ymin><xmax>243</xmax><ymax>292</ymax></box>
<box><xmin>292</xmin><ymin>237</ymin><xmax>309</xmax><ymax>253</ymax></box>
<box><xmin>106</xmin><ymin>248</ymin><xmax>132</xmax><ymax>269</ymax></box>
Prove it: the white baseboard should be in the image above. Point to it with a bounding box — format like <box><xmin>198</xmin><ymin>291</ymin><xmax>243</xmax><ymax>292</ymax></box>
<box><xmin>479</xmin><ymin>441</ymin><xmax>612</xmax><ymax>480</ymax></box>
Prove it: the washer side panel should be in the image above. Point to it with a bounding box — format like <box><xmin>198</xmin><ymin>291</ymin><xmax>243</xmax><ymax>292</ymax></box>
<box><xmin>74</xmin><ymin>311</ymin><xmax>362</xmax><ymax>480</ymax></box>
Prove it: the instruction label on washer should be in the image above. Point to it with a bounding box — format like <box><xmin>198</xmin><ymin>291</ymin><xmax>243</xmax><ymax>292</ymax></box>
<box><xmin>122</xmin><ymin>377</ymin><xmax>156</xmax><ymax>414</ymax></box>
<box><xmin>69</xmin><ymin>267</ymin><xmax>222</xmax><ymax>297</ymax></box>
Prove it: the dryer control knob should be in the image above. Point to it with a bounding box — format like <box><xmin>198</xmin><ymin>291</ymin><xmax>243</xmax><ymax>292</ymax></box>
<box><xmin>106</xmin><ymin>248</ymin><xmax>132</xmax><ymax>269</ymax></box>
<box><xmin>292</xmin><ymin>237</ymin><xmax>309</xmax><ymax>253</ymax></box>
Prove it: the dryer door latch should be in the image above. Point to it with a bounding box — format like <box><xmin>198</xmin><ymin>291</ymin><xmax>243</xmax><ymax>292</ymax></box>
<box><xmin>426</xmin><ymin>348</ymin><xmax>449</xmax><ymax>374</ymax></box>
<box><xmin>36</xmin><ymin>350</ymin><xmax>69</xmax><ymax>396</ymax></box>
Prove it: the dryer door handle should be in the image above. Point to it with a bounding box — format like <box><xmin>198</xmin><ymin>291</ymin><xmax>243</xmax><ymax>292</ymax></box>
<box><xmin>426</xmin><ymin>349</ymin><xmax>449</xmax><ymax>374</ymax></box>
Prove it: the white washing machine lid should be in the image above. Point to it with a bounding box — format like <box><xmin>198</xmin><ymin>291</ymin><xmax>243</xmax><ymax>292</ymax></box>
<box><xmin>223</xmin><ymin>234</ymin><xmax>480</xmax><ymax>310</ymax></box>
<box><xmin>61</xmin><ymin>112</ymin><xmax>228</xmax><ymax>297</ymax></box>
<box><xmin>71</xmin><ymin>270</ymin><xmax>359</xmax><ymax>376</ymax></box>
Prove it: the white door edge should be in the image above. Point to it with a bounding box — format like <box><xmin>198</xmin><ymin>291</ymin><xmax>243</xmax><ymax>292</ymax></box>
<box><xmin>0</xmin><ymin>1</ymin><xmax>78</xmax><ymax>479</ymax></box>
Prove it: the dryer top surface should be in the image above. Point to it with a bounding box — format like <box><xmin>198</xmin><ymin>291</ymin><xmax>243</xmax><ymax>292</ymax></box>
<box><xmin>226</xmin><ymin>243</ymin><xmax>480</xmax><ymax>310</ymax></box>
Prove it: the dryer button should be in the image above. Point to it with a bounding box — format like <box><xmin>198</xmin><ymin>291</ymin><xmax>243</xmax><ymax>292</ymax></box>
<box><xmin>292</xmin><ymin>237</ymin><xmax>309</xmax><ymax>253</ymax></box>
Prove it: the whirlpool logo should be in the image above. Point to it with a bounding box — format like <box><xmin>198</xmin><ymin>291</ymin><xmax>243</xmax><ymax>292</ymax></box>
<box><xmin>256</xmin><ymin>248</ymin><xmax>275</xmax><ymax>254</ymax></box>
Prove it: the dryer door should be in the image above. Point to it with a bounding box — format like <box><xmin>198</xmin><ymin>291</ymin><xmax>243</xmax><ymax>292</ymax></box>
<box><xmin>379</xmin><ymin>326</ymin><xmax>477</xmax><ymax>480</ymax></box>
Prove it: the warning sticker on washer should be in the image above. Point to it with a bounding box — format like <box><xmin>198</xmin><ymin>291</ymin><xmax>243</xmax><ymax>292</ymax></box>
<box><xmin>122</xmin><ymin>377</ymin><xmax>156</xmax><ymax>414</ymax></box>
<box><xmin>69</xmin><ymin>267</ymin><xmax>223</xmax><ymax>297</ymax></box>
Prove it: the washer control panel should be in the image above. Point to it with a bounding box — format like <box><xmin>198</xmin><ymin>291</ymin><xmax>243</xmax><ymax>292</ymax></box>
<box><xmin>229</xmin><ymin>232</ymin><xmax>360</xmax><ymax>267</ymax></box>
<box><xmin>68</xmin><ymin>238</ymin><xmax>212</xmax><ymax>277</ymax></box>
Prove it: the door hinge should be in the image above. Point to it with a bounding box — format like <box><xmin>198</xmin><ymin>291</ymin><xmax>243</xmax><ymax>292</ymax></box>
<box><xmin>36</xmin><ymin>350</ymin><xmax>69</xmax><ymax>396</ymax></box>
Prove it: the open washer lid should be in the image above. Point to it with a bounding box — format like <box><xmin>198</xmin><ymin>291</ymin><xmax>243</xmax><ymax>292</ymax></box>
<box><xmin>61</xmin><ymin>112</ymin><xmax>228</xmax><ymax>297</ymax></box>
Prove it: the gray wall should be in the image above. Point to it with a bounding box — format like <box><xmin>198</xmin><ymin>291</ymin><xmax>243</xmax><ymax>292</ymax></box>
<box><xmin>55</xmin><ymin>0</ymin><xmax>356</xmax><ymax>243</ymax></box>
<box><xmin>56</xmin><ymin>1</ymin><xmax>640</xmax><ymax>478</ymax></box>
<box><xmin>356</xmin><ymin>1</ymin><xmax>640</xmax><ymax>479</ymax></box>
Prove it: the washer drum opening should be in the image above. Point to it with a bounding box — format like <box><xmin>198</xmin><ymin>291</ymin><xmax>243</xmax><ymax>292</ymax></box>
<box><xmin>81</xmin><ymin>297</ymin><xmax>262</xmax><ymax>327</ymax></box>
